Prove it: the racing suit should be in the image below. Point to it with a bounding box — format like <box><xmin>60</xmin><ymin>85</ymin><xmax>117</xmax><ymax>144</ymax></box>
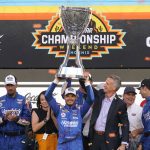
<box><xmin>45</xmin><ymin>81</ymin><xmax>94</xmax><ymax>150</ymax></box>
<box><xmin>0</xmin><ymin>92</ymin><xmax>31</xmax><ymax>150</ymax></box>
<box><xmin>140</xmin><ymin>96</ymin><xmax>150</xmax><ymax>150</ymax></box>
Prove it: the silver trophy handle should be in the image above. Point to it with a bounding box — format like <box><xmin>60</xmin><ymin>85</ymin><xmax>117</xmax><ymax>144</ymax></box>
<box><xmin>75</xmin><ymin>39</ymin><xmax>84</xmax><ymax>69</ymax></box>
<box><xmin>60</xmin><ymin>38</ymin><xmax>71</xmax><ymax>67</ymax></box>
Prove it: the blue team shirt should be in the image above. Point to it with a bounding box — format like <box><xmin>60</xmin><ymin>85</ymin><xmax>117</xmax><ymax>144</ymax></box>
<box><xmin>0</xmin><ymin>92</ymin><xmax>31</xmax><ymax>132</ymax></box>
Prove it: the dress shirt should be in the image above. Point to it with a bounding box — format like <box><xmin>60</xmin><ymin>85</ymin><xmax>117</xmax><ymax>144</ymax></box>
<box><xmin>94</xmin><ymin>94</ymin><xmax>115</xmax><ymax>131</ymax></box>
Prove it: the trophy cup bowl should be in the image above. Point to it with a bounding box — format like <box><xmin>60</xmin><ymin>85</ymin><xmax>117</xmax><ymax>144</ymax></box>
<box><xmin>57</xmin><ymin>6</ymin><xmax>91</xmax><ymax>79</ymax></box>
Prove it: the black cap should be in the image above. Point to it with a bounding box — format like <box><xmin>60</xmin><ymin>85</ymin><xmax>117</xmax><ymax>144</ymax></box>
<box><xmin>124</xmin><ymin>86</ymin><xmax>137</xmax><ymax>94</ymax></box>
<box><xmin>137</xmin><ymin>79</ymin><xmax>150</xmax><ymax>90</ymax></box>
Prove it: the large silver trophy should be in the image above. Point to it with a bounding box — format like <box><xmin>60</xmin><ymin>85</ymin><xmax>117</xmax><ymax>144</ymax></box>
<box><xmin>57</xmin><ymin>6</ymin><xmax>91</xmax><ymax>78</ymax></box>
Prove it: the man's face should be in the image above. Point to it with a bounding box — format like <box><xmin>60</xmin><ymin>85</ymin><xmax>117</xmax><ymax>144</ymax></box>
<box><xmin>103</xmin><ymin>78</ymin><xmax>116</xmax><ymax>94</ymax></box>
<box><xmin>123</xmin><ymin>93</ymin><xmax>136</xmax><ymax>106</ymax></box>
<box><xmin>64</xmin><ymin>94</ymin><xmax>76</xmax><ymax>106</ymax></box>
<box><xmin>139</xmin><ymin>86</ymin><xmax>147</xmax><ymax>98</ymax></box>
<box><xmin>5</xmin><ymin>84</ymin><xmax>17</xmax><ymax>96</ymax></box>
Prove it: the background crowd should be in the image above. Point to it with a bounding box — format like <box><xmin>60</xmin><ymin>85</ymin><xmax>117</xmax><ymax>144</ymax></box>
<box><xmin>0</xmin><ymin>72</ymin><xmax>150</xmax><ymax>150</ymax></box>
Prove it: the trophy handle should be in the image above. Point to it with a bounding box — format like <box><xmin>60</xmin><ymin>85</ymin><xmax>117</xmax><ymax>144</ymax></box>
<box><xmin>75</xmin><ymin>39</ymin><xmax>84</xmax><ymax>69</ymax></box>
<box><xmin>59</xmin><ymin>39</ymin><xmax>71</xmax><ymax>68</ymax></box>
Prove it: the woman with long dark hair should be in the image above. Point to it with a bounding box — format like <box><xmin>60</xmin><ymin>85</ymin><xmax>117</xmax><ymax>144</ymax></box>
<box><xmin>32</xmin><ymin>91</ymin><xmax>58</xmax><ymax>150</ymax></box>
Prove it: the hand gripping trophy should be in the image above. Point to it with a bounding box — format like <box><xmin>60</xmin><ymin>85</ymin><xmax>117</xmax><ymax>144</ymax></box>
<box><xmin>57</xmin><ymin>6</ymin><xmax>91</xmax><ymax>78</ymax></box>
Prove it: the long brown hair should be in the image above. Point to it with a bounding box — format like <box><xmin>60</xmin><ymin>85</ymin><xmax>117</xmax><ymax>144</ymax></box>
<box><xmin>37</xmin><ymin>90</ymin><xmax>46</xmax><ymax>108</ymax></box>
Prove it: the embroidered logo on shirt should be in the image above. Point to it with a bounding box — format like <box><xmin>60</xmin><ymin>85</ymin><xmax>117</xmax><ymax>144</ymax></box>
<box><xmin>61</xmin><ymin>112</ymin><xmax>66</xmax><ymax>118</ymax></box>
<box><xmin>72</xmin><ymin>116</ymin><xmax>78</xmax><ymax>120</ymax></box>
<box><xmin>17</xmin><ymin>99</ymin><xmax>23</xmax><ymax>105</ymax></box>
<box><xmin>131</xmin><ymin>113</ymin><xmax>136</xmax><ymax>116</ymax></box>
<box><xmin>61</xmin><ymin>120</ymin><xmax>78</xmax><ymax>127</ymax></box>
<box><xmin>143</xmin><ymin>111</ymin><xmax>150</xmax><ymax>121</ymax></box>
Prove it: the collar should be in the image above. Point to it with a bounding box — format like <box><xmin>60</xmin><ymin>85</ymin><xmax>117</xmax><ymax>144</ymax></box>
<box><xmin>64</xmin><ymin>104</ymin><xmax>76</xmax><ymax>110</ymax></box>
<box><xmin>6</xmin><ymin>92</ymin><xmax>18</xmax><ymax>98</ymax></box>
<box><xmin>146</xmin><ymin>96</ymin><xmax>150</xmax><ymax>101</ymax></box>
<box><xmin>105</xmin><ymin>94</ymin><xmax>116</xmax><ymax>101</ymax></box>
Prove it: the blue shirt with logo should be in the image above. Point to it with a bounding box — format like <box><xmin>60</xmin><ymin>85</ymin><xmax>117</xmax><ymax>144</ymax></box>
<box><xmin>140</xmin><ymin>96</ymin><xmax>150</xmax><ymax>149</ymax></box>
<box><xmin>0</xmin><ymin>93</ymin><xmax>31</xmax><ymax>132</ymax></box>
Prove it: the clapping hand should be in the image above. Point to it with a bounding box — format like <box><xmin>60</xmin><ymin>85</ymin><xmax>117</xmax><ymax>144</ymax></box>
<box><xmin>5</xmin><ymin>110</ymin><xmax>19</xmax><ymax>122</ymax></box>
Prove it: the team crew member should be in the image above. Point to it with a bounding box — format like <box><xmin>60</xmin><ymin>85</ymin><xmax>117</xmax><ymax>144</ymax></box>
<box><xmin>0</xmin><ymin>75</ymin><xmax>31</xmax><ymax>150</ymax></box>
<box><xmin>45</xmin><ymin>73</ymin><xmax>94</xmax><ymax>150</ymax></box>
<box><xmin>32</xmin><ymin>91</ymin><xmax>58</xmax><ymax>150</ymax></box>
<box><xmin>137</xmin><ymin>79</ymin><xmax>150</xmax><ymax>150</ymax></box>
<box><xmin>123</xmin><ymin>86</ymin><xmax>143</xmax><ymax>150</ymax></box>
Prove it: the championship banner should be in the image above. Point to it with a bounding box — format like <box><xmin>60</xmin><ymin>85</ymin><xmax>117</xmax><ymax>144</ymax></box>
<box><xmin>0</xmin><ymin>3</ymin><xmax>150</xmax><ymax>68</ymax></box>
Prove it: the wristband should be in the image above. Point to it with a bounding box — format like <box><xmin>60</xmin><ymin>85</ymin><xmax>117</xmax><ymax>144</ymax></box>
<box><xmin>44</xmin><ymin>118</ymin><xmax>48</xmax><ymax>123</ymax></box>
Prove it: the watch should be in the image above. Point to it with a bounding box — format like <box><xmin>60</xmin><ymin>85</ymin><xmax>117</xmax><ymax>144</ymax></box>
<box><xmin>43</xmin><ymin>118</ymin><xmax>48</xmax><ymax>123</ymax></box>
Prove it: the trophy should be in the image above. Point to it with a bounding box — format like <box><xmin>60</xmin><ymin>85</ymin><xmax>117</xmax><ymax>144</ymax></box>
<box><xmin>57</xmin><ymin>6</ymin><xmax>91</xmax><ymax>78</ymax></box>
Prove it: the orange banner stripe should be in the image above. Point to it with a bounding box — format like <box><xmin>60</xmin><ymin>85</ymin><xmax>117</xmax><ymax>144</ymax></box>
<box><xmin>0</xmin><ymin>12</ymin><xmax>150</xmax><ymax>20</ymax></box>
<box><xmin>104</xmin><ymin>12</ymin><xmax>150</xmax><ymax>20</ymax></box>
<box><xmin>0</xmin><ymin>13</ymin><xmax>55</xmax><ymax>20</ymax></box>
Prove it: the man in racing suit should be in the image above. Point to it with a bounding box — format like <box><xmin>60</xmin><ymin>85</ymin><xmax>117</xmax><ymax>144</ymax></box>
<box><xmin>137</xmin><ymin>79</ymin><xmax>150</xmax><ymax>150</ymax></box>
<box><xmin>0</xmin><ymin>74</ymin><xmax>31</xmax><ymax>150</ymax></box>
<box><xmin>45</xmin><ymin>73</ymin><xmax>94</xmax><ymax>150</ymax></box>
<box><xmin>61</xmin><ymin>72</ymin><xmax>97</xmax><ymax>150</ymax></box>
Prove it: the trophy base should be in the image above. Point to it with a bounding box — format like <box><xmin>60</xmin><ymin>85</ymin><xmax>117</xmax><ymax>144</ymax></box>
<box><xmin>57</xmin><ymin>67</ymin><xmax>83</xmax><ymax>79</ymax></box>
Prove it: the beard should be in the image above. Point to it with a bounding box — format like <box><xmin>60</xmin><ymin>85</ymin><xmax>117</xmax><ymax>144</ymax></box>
<box><xmin>7</xmin><ymin>90</ymin><xmax>16</xmax><ymax>97</ymax></box>
<box><xmin>8</xmin><ymin>93</ymin><xmax>15</xmax><ymax>97</ymax></box>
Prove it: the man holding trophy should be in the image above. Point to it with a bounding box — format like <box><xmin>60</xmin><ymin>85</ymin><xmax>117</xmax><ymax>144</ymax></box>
<box><xmin>45</xmin><ymin>72</ymin><xmax>94</xmax><ymax>150</ymax></box>
<box><xmin>44</xmin><ymin>6</ymin><xmax>95</xmax><ymax>150</ymax></box>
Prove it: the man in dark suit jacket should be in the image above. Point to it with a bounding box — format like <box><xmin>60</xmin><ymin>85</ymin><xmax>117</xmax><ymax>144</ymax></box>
<box><xmin>89</xmin><ymin>74</ymin><xmax>129</xmax><ymax>150</ymax></box>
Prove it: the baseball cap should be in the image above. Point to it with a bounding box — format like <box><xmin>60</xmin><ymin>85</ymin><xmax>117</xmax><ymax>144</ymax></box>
<box><xmin>137</xmin><ymin>79</ymin><xmax>150</xmax><ymax>90</ymax></box>
<box><xmin>64</xmin><ymin>87</ymin><xmax>76</xmax><ymax>96</ymax></box>
<box><xmin>124</xmin><ymin>86</ymin><xmax>137</xmax><ymax>94</ymax></box>
<box><xmin>5</xmin><ymin>75</ymin><xmax>17</xmax><ymax>85</ymax></box>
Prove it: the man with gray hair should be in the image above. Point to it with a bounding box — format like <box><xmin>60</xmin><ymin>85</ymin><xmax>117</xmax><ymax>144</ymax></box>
<box><xmin>89</xmin><ymin>74</ymin><xmax>129</xmax><ymax>150</ymax></box>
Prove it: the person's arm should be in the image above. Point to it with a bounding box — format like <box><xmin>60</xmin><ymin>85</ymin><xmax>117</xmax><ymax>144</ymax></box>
<box><xmin>117</xmin><ymin>101</ymin><xmax>129</xmax><ymax>150</ymax></box>
<box><xmin>51</xmin><ymin>109</ymin><xmax>58</xmax><ymax>129</ymax></box>
<box><xmin>80</xmin><ymin>74</ymin><xmax>95</xmax><ymax>117</ymax></box>
<box><xmin>82</xmin><ymin>107</ymin><xmax>93</xmax><ymax>123</ymax></box>
<box><xmin>137</xmin><ymin>144</ymin><xmax>142</xmax><ymax>150</ymax></box>
<box><xmin>16</xmin><ymin>97</ymin><xmax>31</xmax><ymax>126</ymax></box>
<box><xmin>32</xmin><ymin>109</ymin><xmax>49</xmax><ymax>132</ymax></box>
<box><xmin>45</xmin><ymin>76</ymin><xmax>60</xmax><ymax>117</ymax></box>
<box><xmin>0</xmin><ymin>109</ymin><xmax>7</xmax><ymax>125</ymax></box>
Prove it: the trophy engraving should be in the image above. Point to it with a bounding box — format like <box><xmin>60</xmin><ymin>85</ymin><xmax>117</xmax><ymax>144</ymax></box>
<box><xmin>57</xmin><ymin>6</ymin><xmax>91</xmax><ymax>78</ymax></box>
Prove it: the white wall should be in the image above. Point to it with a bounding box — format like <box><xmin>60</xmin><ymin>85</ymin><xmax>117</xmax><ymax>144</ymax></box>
<box><xmin>0</xmin><ymin>81</ymin><xmax>144</xmax><ymax>108</ymax></box>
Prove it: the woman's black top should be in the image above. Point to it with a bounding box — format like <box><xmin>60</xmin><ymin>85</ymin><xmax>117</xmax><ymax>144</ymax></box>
<box><xmin>33</xmin><ymin>108</ymin><xmax>58</xmax><ymax>134</ymax></box>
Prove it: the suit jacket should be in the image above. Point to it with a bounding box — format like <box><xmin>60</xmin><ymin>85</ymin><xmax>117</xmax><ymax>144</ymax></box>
<box><xmin>89</xmin><ymin>89</ymin><xmax>129</xmax><ymax>147</ymax></box>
